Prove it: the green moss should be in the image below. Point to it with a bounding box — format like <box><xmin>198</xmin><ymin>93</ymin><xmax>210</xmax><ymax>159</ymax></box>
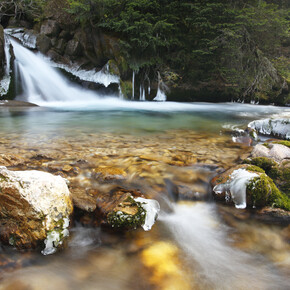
<box><xmin>244</xmin><ymin>157</ymin><xmax>277</xmax><ymax>173</ymax></box>
<box><xmin>120</xmin><ymin>80</ymin><xmax>132</xmax><ymax>99</ymax></box>
<box><xmin>0</xmin><ymin>174</ymin><xmax>8</xmax><ymax>182</ymax></box>
<box><xmin>272</xmin><ymin>140</ymin><xmax>290</xmax><ymax>148</ymax></box>
<box><xmin>262</xmin><ymin>143</ymin><xmax>270</xmax><ymax>148</ymax></box>
<box><xmin>107</xmin><ymin>197</ymin><xmax>146</xmax><ymax>229</ymax></box>
<box><xmin>246</xmin><ymin>165</ymin><xmax>265</xmax><ymax>173</ymax></box>
<box><xmin>247</xmin><ymin>173</ymin><xmax>290</xmax><ymax>210</ymax></box>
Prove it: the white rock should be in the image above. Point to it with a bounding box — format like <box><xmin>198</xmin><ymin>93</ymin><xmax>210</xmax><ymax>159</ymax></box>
<box><xmin>0</xmin><ymin>166</ymin><xmax>73</xmax><ymax>254</ymax></box>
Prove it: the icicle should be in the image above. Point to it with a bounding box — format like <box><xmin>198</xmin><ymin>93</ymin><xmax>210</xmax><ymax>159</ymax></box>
<box><xmin>132</xmin><ymin>71</ymin><xmax>135</xmax><ymax>99</ymax></box>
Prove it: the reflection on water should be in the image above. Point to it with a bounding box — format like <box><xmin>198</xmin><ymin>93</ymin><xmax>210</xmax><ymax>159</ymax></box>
<box><xmin>0</xmin><ymin>103</ymin><xmax>289</xmax><ymax>289</ymax></box>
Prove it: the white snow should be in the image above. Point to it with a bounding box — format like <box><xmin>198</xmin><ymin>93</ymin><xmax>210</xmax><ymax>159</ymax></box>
<box><xmin>134</xmin><ymin>197</ymin><xmax>160</xmax><ymax>231</ymax></box>
<box><xmin>213</xmin><ymin>169</ymin><xmax>259</xmax><ymax>209</ymax></box>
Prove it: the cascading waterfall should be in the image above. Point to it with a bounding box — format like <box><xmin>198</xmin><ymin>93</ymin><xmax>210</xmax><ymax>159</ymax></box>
<box><xmin>10</xmin><ymin>38</ymin><xmax>119</xmax><ymax>104</ymax></box>
<box><xmin>0</xmin><ymin>35</ymin><xmax>11</xmax><ymax>96</ymax></box>
<box><xmin>160</xmin><ymin>202</ymin><xmax>289</xmax><ymax>290</ymax></box>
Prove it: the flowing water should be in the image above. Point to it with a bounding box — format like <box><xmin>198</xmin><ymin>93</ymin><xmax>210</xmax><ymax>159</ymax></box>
<box><xmin>0</xmin><ymin>37</ymin><xmax>289</xmax><ymax>289</ymax></box>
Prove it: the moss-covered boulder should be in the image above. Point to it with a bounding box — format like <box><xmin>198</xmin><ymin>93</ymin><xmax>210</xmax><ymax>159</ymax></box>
<box><xmin>244</xmin><ymin>156</ymin><xmax>290</xmax><ymax>197</ymax></box>
<box><xmin>0</xmin><ymin>166</ymin><xmax>73</xmax><ymax>254</ymax></box>
<box><xmin>212</xmin><ymin>164</ymin><xmax>289</xmax><ymax>210</ymax></box>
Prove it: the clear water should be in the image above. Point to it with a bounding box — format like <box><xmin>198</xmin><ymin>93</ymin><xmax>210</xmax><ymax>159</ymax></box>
<box><xmin>0</xmin><ymin>38</ymin><xmax>290</xmax><ymax>290</ymax></box>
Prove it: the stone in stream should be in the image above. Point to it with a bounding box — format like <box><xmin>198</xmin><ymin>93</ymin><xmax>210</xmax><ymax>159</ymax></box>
<box><xmin>0</xmin><ymin>166</ymin><xmax>73</xmax><ymax>255</ymax></box>
<box><xmin>211</xmin><ymin>164</ymin><xmax>289</xmax><ymax>210</ymax></box>
<box><xmin>247</xmin><ymin>118</ymin><xmax>290</xmax><ymax>140</ymax></box>
<box><xmin>72</xmin><ymin>186</ymin><xmax>160</xmax><ymax>231</ymax></box>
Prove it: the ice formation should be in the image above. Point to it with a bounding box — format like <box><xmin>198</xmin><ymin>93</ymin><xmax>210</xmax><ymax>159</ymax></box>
<box><xmin>213</xmin><ymin>169</ymin><xmax>259</xmax><ymax>209</ymax></box>
<box><xmin>134</xmin><ymin>197</ymin><xmax>160</xmax><ymax>230</ymax></box>
<box><xmin>248</xmin><ymin>118</ymin><xmax>290</xmax><ymax>140</ymax></box>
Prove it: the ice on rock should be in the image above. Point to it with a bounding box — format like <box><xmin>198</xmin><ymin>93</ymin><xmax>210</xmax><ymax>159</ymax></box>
<box><xmin>213</xmin><ymin>169</ymin><xmax>259</xmax><ymax>209</ymax></box>
<box><xmin>134</xmin><ymin>197</ymin><xmax>160</xmax><ymax>231</ymax></box>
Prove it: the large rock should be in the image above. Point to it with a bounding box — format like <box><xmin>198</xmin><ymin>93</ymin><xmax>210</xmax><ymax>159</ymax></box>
<box><xmin>0</xmin><ymin>167</ymin><xmax>73</xmax><ymax>254</ymax></box>
<box><xmin>212</xmin><ymin>164</ymin><xmax>289</xmax><ymax>210</ymax></box>
<box><xmin>65</xmin><ymin>39</ymin><xmax>82</xmax><ymax>57</ymax></box>
<box><xmin>36</xmin><ymin>34</ymin><xmax>52</xmax><ymax>54</ymax></box>
<box><xmin>248</xmin><ymin>118</ymin><xmax>290</xmax><ymax>140</ymax></box>
<box><xmin>40</xmin><ymin>20</ymin><xmax>60</xmax><ymax>37</ymax></box>
<box><xmin>0</xmin><ymin>25</ymin><xmax>5</xmax><ymax>79</ymax></box>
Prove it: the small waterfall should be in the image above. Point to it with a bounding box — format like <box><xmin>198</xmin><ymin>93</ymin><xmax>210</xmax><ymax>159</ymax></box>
<box><xmin>160</xmin><ymin>202</ymin><xmax>289</xmax><ymax>289</ymax></box>
<box><xmin>0</xmin><ymin>35</ymin><xmax>11</xmax><ymax>96</ymax></box>
<box><xmin>153</xmin><ymin>87</ymin><xmax>166</xmax><ymax>101</ymax></box>
<box><xmin>10</xmin><ymin>38</ymin><xmax>117</xmax><ymax>104</ymax></box>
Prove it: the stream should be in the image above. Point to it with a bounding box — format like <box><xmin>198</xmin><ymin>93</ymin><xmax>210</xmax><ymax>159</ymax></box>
<box><xmin>0</xmin><ymin>35</ymin><xmax>289</xmax><ymax>290</ymax></box>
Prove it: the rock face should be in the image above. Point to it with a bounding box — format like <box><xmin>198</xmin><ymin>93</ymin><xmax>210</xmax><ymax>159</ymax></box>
<box><xmin>0</xmin><ymin>167</ymin><xmax>73</xmax><ymax>254</ymax></box>
<box><xmin>0</xmin><ymin>25</ymin><xmax>5</xmax><ymax>79</ymax></box>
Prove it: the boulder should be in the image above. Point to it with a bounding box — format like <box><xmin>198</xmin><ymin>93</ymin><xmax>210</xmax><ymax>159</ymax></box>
<box><xmin>251</xmin><ymin>143</ymin><xmax>290</xmax><ymax>163</ymax></box>
<box><xmin>0</xmin><ymin>167</ymin><xmax>73</xmax><ymax>255</ymax></box>
<box><xmin>40</xmin><ymin>20</ymin><xmax>60</xmax><ymax>37</ymax></box>
<box><xmin>36</xmin><ymin>34</ymin><xmax>52</xmax><ymax>54</ymax></box>
<box><xmin>212</xmin><ymin>164</ymin><xmax>289</xmax><ymax>210</ymax></box>
<box><xmin>65</xmin><ymin>39</ymin><xmax>82</xmax><ymax>57</ymax></box>
<box><xmin>248</xmin><ymin>118</ymin><xmax>290</xmax><ymax>140</ymax></box>
<box><xmin>71</xmin><ymin>185</ymin><xmax>160</xmax><ymax>231</ymax></box>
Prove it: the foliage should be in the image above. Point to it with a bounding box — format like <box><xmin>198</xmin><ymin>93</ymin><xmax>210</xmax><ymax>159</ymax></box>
<box><xmin>65</xmin><ymin>0</ymin><xmax>289</xmax><ymax>84</ymax></box>
<box><xmin>0</xmin><ymin>0</ymin><xmax>45</xmax><ymax>22</ymax></box>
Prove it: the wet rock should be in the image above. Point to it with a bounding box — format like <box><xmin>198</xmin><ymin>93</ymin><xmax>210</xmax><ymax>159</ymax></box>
<box><xmin>0</xmin><ymin>100</ymin><xmax>37</xmax><ymax>107</ymax></box>
<box><xmin>65</xmin><ymin>39</ymin><xmax>82</xmax><ymax>57</ymax></box>
<box><xmin>248</xmin><ymin>118</ymin><xmax>290</xmax><ymax>140</ymax></box>
<box><xmin>212</xmin><ymin>164</ymin><xmax>289</xmax><ymax>210</ymax></box>
<box><xmin>36</xmin><ymin>34</ymin><xmax>52</xmax><ymax>54</ymax></box>
<box><xmin>0</xmin><ymin>154</ymin><xmax>26</xmax><ymax>167</ymax></box>
<box><xmin>252</xmin><ymin>143</ymin><xmax>290</xmax><ymax>163</ymax></box>
<box><xmin>55</xmin><ymin>38</ymin><xmax>67</xmax><ymax>54</ymax></box>
<box><xmin>40</xmin><ymin>20</ymin><xmax>60</xmax><ymax>37</ymax></box>
<box><xmin>0</xmin><ymin>25</ymin><xmax>5</xmax><ymax>79</ymax></box>
<box><xmin>92</xmin><ymin>166</ymin><xmax>126</xmax><ymax>182</ymax></box>
<box><xmin>0</xmin><ymin>167</ymin><xmax>73</xmax><ymax>254</ymax></box>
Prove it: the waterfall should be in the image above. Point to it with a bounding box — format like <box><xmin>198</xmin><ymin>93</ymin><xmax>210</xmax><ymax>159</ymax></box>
<box><xmin>0</xmin><ymin>35</ymin><xmax>11</xmax><ymax>96</ymax></box>
<box><xmin>154</xmin><ymin>87</ymin><xmax>166</xmax><ymax>101</ymax></box>
<box><xmin>139</xmin><ymin>85</ymin><xmax>145</xmax><ymax>101</ymax></box>
<box><xmin>160</xmin><ymin>202</ymin><xmax>289</xmax><ymax>289</ymax></box>
<box><xmin>9</xmin><ymin>38</ymin><xmax>118</xmax><ymax>104</ymax></box>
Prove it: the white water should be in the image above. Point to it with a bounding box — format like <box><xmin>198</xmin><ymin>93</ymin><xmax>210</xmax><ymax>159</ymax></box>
<box><xmin>0</xmin><ymin>35</ymin><xmax>11</xmax><ymax>96</ymax></box>
<box><xmin>153</xmin><ymin>87</ymin><xmax>167</xmax><ymax>101</ymax></box>
<box><xmin>160</xmin><ymin>202</ymin><xmax>289</xmax><ymax>290</ymax></box>
<box><xmin>10</xmin><ymin>38</ymin><xmax>117</xmax><ymax>103</ymax></box>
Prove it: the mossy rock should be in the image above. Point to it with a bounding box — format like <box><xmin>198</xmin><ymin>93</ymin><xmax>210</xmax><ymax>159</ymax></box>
<box><xmin>272</xmin><ymin>140</ymin><xmax>290</xmax><ymax>148</ymax></box>
<box><xmin>244</xmin><ymin>157</ymin><xmax>289</xmax><ymax>196</ymax></box>
<box><xmin>120</xmin><ymin>80</ymin><xmax>132</xmax><ymax>99</ymax></box>
<box><xmin>107</xmin><ymin>196</ymin><xmax>146</xmax><ymax>229</ymax></box>
<box><xmin>243</xmin><ymin>157</ymin><xmax>277</xmax><ymax>173</ymax></box>
<box><xmin>247</xmin><ymin>173</ymin><xmax>290</xmax><ymax>210</ymax></box>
